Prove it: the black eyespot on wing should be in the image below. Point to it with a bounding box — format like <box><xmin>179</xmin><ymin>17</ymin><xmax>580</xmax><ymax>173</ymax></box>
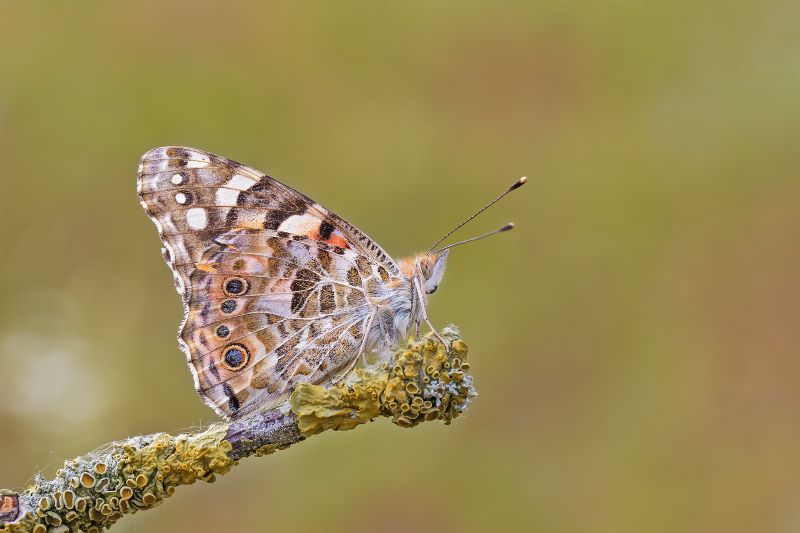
<box><xmin>223</xmin><ymin>277</ymin><xmax>248</xmax><ymax>296</ymax></box>
<box><xmin>221</xmin><ymin>344</ymin><xmax>250</xmax><ymax>371</ymax></box>
<box><xmin>225</xmin><ymin>348</ymin><xmax>244</xmax><ymax>368</ymax></box>
<box><xmin>220</xmin><ymin>299</ymin><xmax>237</xmax><ymax>313</ymax></box>
<box><xmin>216</xmin><ymin>325</ymin><xmax>230</xmax><ymax>338</ymax></box>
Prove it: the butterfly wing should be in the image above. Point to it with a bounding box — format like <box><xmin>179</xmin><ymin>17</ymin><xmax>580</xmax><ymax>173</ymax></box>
<box><xmin>137</xmin><ymin>146</ymin><xmax>393</xmax><ymax>418</ymax></box>
<box><xmin>179</xmin><ymin>229</ymin><xmax>374</xmax><ymax>418</ymax></box>
<box><xmin>137</xmin><ymin>146</ymin><xmax>399</xmax><ymax>298</ymax></box>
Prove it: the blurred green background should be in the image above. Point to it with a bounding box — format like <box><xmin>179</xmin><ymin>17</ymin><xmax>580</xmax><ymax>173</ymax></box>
<box><xmin>1</xmin><ymin>1</ymin><xmax>798</xmax><ymax>532</ymax></box>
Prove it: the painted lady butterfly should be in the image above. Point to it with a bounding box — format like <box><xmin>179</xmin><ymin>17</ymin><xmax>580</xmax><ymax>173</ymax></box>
<box><xmin>137</xmin><ymin>147</ymin><xmax>524</xmax><ymax>419</ymax></box>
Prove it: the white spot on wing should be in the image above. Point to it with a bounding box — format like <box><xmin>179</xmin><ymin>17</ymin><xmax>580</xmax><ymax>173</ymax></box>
<box><xmin>278</xmin><ymin>213</ymin><xmax>321</xmax><ymax>235</ymax></box>
<box><xmin>186</xmin><ymin>207</ymin><xmax>208</xmax><ymax>229</ymax></box>
<box><xmin>226</xmin><ymin>174</ymin><xmax>257</xmax><ymax>190</ymax></box>
<box><xmin>216</xmin><ymin>188</ymin><xmax>240</xmax><ymax>206</ymax></box>
<box><xmin>171</xmin><ymin>174</ymin><xmax>185</xmax><ymax>185</ymax></box>
<box><xmin>175</xmin><ymin>192</ymin><xmax>187</xmax><ymax>204</ymax></box>
<box><xmin>216</xmin><ymin>173</ymin><xmax>258</xmax><ymax>206</ymax></box>
<box><xmin>185</xmin><ymin>153</ymin><xmax>211</xmax><ymax>168</ymax></box>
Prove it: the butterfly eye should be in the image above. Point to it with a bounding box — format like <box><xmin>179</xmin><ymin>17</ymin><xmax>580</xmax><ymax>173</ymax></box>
<box><xmin>223</xmin><ymin>277</ymin><xmax>249</xmax><ymax>296</ymax></box>
<box><xmin>221</xmin><ymin>344</ymin><xmax>250</xmax><ymax>371</ymax></box>
<box><xmin>215</xmin><ymin>325</ymin><xmax>230</xmax><ymax>339</ymax></box>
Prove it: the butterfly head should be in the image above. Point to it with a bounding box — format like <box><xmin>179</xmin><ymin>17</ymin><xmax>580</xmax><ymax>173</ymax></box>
<box><xmin>402</xmin><ymin>177</ymin><xmax>528</xmax><ymax>298</ymax></box>
<box><xmin>417</xmin><ymin>250</ymin><xmax>449</xmax><ymax>295</ymax></box>
<box><xmin>399</xmin><ymin>251</ymin><xmax>449</xmax><ymax>295</ymax></box>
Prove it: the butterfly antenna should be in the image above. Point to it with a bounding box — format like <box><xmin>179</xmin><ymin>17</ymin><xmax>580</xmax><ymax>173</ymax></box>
<box><xmin>428</xmin><ymin>176</ymin><xmax>527</xmax><ymax>253</ymax></box>
<box><xmin>432</xmin><ymin>223</ymin><xmax>515</xmax><ymax>253</ymax></box>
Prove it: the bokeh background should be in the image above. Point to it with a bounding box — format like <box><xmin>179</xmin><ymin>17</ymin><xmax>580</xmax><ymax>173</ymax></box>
<box><xmin>1</xmin><ymin>1</ymin><xmax>798</xmax><ymax>532</ymax></box>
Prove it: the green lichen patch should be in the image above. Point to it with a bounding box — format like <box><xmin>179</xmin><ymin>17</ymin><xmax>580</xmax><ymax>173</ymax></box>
<box><xmin>289</xmin><ymin>326</ymin><xmax>476</xmax><ymax>436</ymax></box>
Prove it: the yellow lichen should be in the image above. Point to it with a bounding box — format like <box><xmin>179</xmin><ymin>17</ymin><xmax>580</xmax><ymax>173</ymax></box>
<box><xmin>74</xmin><ymin>497</ymin><xmax>87</xmax><ymax>513</ymax></box>
<box><xmin>289</xmin><ymin>327</ymin><xmax>475</xmax><ymax>434</ymax></box>
<box><xmin>62</xmin><ymin>490</ymin><xmax>74</xmax><ymax>509</ymax></box>
<box><xmin>253</xmin><ymin>444</ymin><xmax>280</xmax><ymax>457</ymax></box>
<box><xmin>290</xmin><ymin>374</ymin><xmax>386</xmax><ymax>436</ymax></box>
<box><xmin>379</xmin><ymin>327</ymin><xmax>475</xmax><ymax>428</ymax></box>
<box><xmin>1</xmin><ymin>425</ymin><xmax>236</xmax><ymax>532</ymax></box>
<box><xmin>1</xmin><ymin>328</ymin><xmax>474</xmax><ymax>532</ymax></box>
<box><xmin>80</xmin><ymin>472</ymin><xmax>96</xmax><ymax>489</ymax></box>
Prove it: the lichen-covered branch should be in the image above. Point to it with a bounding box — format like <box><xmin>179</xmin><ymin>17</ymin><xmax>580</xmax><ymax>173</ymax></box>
<box><xmin>0</xmin><ymin>327</ymin><xmax>474</xmax><ymax>532</ymax></box>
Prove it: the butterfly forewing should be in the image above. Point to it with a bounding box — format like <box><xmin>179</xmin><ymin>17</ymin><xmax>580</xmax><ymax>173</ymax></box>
<box><xmin>137</xmin><ymin>146</ymin><xmax>393</xmax><ymax>418</ymax></box>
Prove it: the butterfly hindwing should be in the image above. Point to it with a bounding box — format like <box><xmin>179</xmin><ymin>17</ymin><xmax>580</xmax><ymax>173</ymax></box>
<box><xmin>137</xmin><ymin>146</ymin><xmax>392</xmax><ymax>418</ymax></box>
<box><xmin>183</xmin><ymin>230</ymin><xmax>372</xmax><ymax>418</ymax></box>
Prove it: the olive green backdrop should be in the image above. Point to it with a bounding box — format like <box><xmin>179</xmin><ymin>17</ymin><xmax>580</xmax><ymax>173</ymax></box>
<box><xmin>1</xmin><ymin>1</ymin><xmax>797</xmax><ymax>532</ymax></box>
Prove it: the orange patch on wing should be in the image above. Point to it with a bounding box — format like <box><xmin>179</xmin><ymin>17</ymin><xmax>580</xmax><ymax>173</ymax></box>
<box><xmin>324</xmin><ymin>235</ymin><xmax>349</xmax><ymax>248</ymax></box>
<box><xmin>307</xmin><ymin>228</ymin><xmax>349</xmax><ymax>249</ymax></box>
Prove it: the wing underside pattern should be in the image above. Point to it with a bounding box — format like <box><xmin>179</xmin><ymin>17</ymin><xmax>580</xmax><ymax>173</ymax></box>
<box><xmin>137</xmin><ymin>146</ymin><xmax>397</xmax><ymax>418</ymax></box>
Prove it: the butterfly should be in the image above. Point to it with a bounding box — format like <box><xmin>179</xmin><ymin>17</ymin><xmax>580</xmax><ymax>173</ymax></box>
<box><xmin>137</xmin><ymin>146</ymin><xmax>525</xmax><ymax>419</ymax></box>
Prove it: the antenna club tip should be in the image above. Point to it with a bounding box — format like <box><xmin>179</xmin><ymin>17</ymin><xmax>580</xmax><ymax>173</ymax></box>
<box><xmin>510</xmin><ymin>176</ymin><xmax>527</xmax><ymax>190</ymax></box>
<box><xmin>501</xmin><ymin>222</ymin><xmax>515</xmax><ymax>232</ymax></box>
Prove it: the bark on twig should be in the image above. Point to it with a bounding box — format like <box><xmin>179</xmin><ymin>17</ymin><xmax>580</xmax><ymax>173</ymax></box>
<box><xmin>0</xmin><ymin>327</ymin><xmax>474</xmax><ymax>532</ymax></box>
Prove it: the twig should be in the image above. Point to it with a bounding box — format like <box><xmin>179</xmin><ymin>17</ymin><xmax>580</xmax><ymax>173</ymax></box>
<box><xmin>0</xmin><ymin>327</ymin><xmax>474</xmax><ymax>532</ymax></box>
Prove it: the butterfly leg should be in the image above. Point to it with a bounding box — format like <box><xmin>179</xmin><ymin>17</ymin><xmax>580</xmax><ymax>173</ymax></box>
<box><xmin>359</xmin><ymin>310</ymin><xmax>377</xmax><ymax>366</ymax></box>
<box><xmin>413</xmin><ymin>276</ymin><xmax>449</xmax><ymax>351</ymax></box>
<box><xmin>425</xmin><ymin>318</ymin><xmax>450</xmax><ymax>352</ymax></box>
